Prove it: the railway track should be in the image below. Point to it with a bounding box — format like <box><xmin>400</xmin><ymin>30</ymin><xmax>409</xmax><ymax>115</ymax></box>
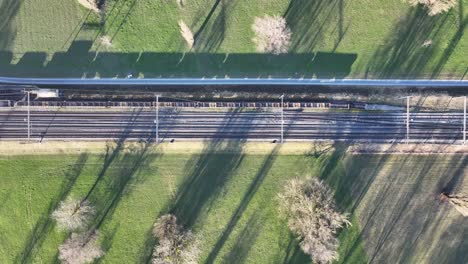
<box><xmin>0</xmin><ymin>110</ymin><xmax>465</xmax><ymax>143</ymax></box>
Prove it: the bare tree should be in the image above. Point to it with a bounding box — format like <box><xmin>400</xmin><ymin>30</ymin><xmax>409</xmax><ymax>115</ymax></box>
<box><xmin>152</xmin><ymin>214</ymin><xmax>199</xmax><ymax>264</ymax></box>
<box><xmin>58</xmin><ymin>231</ymin><xmax>104</xmax><ymax>264</ymax></box>
<box><xmin>178</xmin><ymin>20</ymin><xmax>194</xmax><ymax>49</ymax></box>
<box><xmin>408</xmin><ymin>0</ymin><xmax>457</xmax><ymax>16</ymax></box>
<box><xmin>252</xmin><ymin>15</ymin><xmax>291</xmax><ymax>55</ymax></box>
<box><xmin>440</xmin><ymin>193</ymin><xmax>468</xmax><ymax>217</ymax></box>
<box><xmin>177</xmin><ymin>0</ymin><xmax>185</xmax><ymax>8</ymax></box>
<box><xmin>77</xmin><ymin>0</ymin><xmax>100</xmax><ymax>13</ymax></box>
<box><xmin>99</xmin><ymin>35</ymin><xmax>113</xmax><ymax>48</ymax></box>
<box><xmin>279</xmin><ymin>178</ymin><xmax>351</xmax><ymax>264</ymax></box>
<box><xmin>52</xmin><ymin>199</ymin><xmax>95</xmax><ymax>232</ymax></box>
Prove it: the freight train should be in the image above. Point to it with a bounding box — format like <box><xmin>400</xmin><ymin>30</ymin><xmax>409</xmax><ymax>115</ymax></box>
<box><xmin>13</xmin><ymin>100</ymin><xmax>367</xmax><ymax>109</ymax></box>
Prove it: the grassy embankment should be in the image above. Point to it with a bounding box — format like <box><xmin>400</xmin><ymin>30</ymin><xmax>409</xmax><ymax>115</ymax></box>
<box><xmin>0</xmin><ymin>142</ymin><xmax>466</xmax><ymax>263</ymax></box>
<box><xmin>0</xmin><ymin>0</ymin><xmax>467</xmax><ymax>78</ymax></box>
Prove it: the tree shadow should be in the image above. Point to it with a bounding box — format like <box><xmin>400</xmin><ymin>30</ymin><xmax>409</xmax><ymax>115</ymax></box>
<box><xmin>320</xmin><ymin>146</ymin><xmax>394</xmax><ymax>212</ymax></box>
<box><xmin>285</xmin><ymin>0</ymin><xmax>349</xmax><ymax>52</ymax></box>
<box><xmin>194</xmin><ymin>0</ymin><xmax>222</xmax><ymax>38</ymax></box>
<box><xmin>105</xmin><ymin>0</ymin><xmax>138</xmax><ymax>45</ymax></box>
<box><xmin>321</xmin><ymin>149</ymin><xmax>468</xmax><ymax>263</ymax></box>
<box><xmin>158</xmin><ymin>108</ymin><xmax>182</xmax><ymax>143</ymax></box>
<box><xmin>205</xmin><ymin>145</ymin><xmax>281</xmax><ymax>263</ymax></box>
<box><xmin>0</xmin><ymin>0</ymin><xmax>23</xmax><ymax>50</ymax></box>
<box><xmin>60</xmin><ymin>10</ymin><xmax>94</xmax><ymax>50</ymax></box>
<box><xmin>171</xmin><ymin>109</ymin><xmax>256</xmax><ymax>228</ymax></box>
<box><xmin>41</xmin><ymin>109</ymin><xmax>158</xmax><ymax>263</ymax></box>
<box><xmin>279</xmin><ymin>233</ymin><xmax>310</xmax><ymax>264</ymax></box>
<box><xmin>15</xmin><ymin>153</ymin><xmax>89</xmax><ymax>263</ymax></box>
<box><xmin>220</xmin><ymin>210</ymin><xmax>264</xmax><ymax>264</ymax></box>
<box><xmin>193</xmin><ymin>0</ymin><xmax>236</xmax><ymax>52</ymax></box>
<box><xmin>62</xmin><ymin>0</ymin><xmax>138</xmax><ymax>52</ymax></box>
<box><xmin>138</xmin><ymin>108</ymin><xmax>257</xmax><ymax>263</ymax></box>
<box><xmin>82</xmin><ymin>108</ymin><xmax>144</xmax><ymax>202</ymax></box>
<box><xmin>204</xmin><ymin>112</ymin><xmax>302</xmax><ymax>263</ymax></box>
<box><xmin>0</xmin><ymin>189</ymin><xmax>12</xmax><ymax>212</ymax></box>
<box><xmin>53</xmin><ymin>131</ymin><xmax>158</xmax><ymax>263</ymax></box>
<box><xmin>366</xmin><ymin>6</ymin><xmax>453</xmax><ymax>78</ymax></box>
<box><xmin>138</xmin><ymin>221</ymin><xmax>157</xmax><ymax>264</ymax></box>
<box><xmin>424</xmin><ymin>215</ymin><xmax>468</xmax><ymax>264</ymax></box>
<box><xmin>96</xmin><ymin>223</ymin><xmax>119</xmax><ymax>264</ymax></box>
<box><xmin>438</xmin><ymin>155</ymin><xmax>467</xmax><ymax>194</ymax></box>
<box><xmin>88</xmin><ymin>140</ymin><xmax>157</xmax><ymax>231</ymax></box>
<box><xmin>430</xmin><ymin>0</ymin><xmax>468</xmax><ymax>77</ymax></box>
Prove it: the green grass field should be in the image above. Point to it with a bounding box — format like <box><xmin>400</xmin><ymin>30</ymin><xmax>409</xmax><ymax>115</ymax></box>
<box><xmin>0</xmin><ymin>142</ymin><xmax>466</xmax><ymax>263</ymax></box>
<box><xmin>0</xmin><ymin>0</ymin><xmax>467</xmax><ymax>78</ymax></box>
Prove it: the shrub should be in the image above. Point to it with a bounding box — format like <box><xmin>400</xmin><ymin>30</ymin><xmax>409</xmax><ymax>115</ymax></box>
<box><xmin>252</xmin><ymin>15</ymin><xmax>291</xmax><ymax>55</ymax></box>
<box><xmin>52</xmin><ymin>199</ymin><xmax>95</xmax><ymax>231</ymax></box>
<box><xmin>279</xmin><ymin>178</ymin><xmax>351</xmax><ymax>264</ymax></box>
<box><xmin>58</xmin><ymin>231</ymin><xmax>104</xmax><ymax>264</ymax></box>
<box><xmin>152</xmin><ymin>214</ymin><xmax>199</xmax><ymax>264</ymax></box>
<box><xmin>408</xmin><ymin>0</ymin><xmax>457</xmax><ymax>16</ymax></box>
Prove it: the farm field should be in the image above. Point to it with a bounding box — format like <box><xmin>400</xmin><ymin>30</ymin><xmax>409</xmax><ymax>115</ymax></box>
<box><xmin>0</xmin><ymin>0</ymin><xmax>467</xmax><ymax>78</ymax></box>
<box><xmin>0</xmin><ymin>142</ymin><xmax>466</xmax><ymax>263</ymax></box>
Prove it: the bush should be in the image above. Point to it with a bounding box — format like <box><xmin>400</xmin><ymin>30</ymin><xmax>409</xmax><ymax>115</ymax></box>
<box><xmin>52</xmin><ymin>199</ymin><xmax>95</xmax><ymax>231</ymax></box>
<box><xmin>58</xmin><ymin>231</ymin><xmax>104</xmax><ymax>264</ymax></box>
<box><xmin>279</xmin><ymin>178</ymin><xmax>351</xmax><ymax>264</ymax></box>
<box><xmin>252</xmin><ymin>15</ymin><xmax>291</xmax><ymax>55</ymax></box>
<box><xmin>408</xmin><ymin>0</ymin><xmax>457</xmax><ymax>16</ymax></box>
<box><xmin>152</xmin><ymin>214</ymin><xmax>199</xmax><ymax>264</ymax></box>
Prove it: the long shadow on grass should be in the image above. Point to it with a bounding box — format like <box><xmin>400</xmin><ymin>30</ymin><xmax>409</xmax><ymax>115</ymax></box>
<box><xmin>363</xmin><ymin>155</ymin><xmax>440</xmax><ymax>263</ymax></box>
<box><xmin>0</xmin><ymin>0</ymin><xmax>23</xmax><ymax>50</ymax></box>
<box><xmin>15</xmin><ymin>153</ymin><xmax>89</xmax><ymax>263</ymax></box>
<box><xmin>325</xmin><ymin>150</ymin><xmax>412</xmax><ymax>262</ymax></box>
<box><xmin>138</xmin><ymin>109</ymin><xmax>257</xmax><ymax>263</ymax></box>
<box><xmin>63</xmin><ymin>0</ymin><xmax>138</xmax><ymax>51</ymax></box>
<box><xmin>82</xmin><ymin>108</ymin><xmax>143</xmax><ymax>202</ymax></box>
<box><xmin>205</xmin><ymin>111</ymin><xmax>303</xmax><ymax>263</ymax></box>
<box><xmin>88</xmin><ymin>140</ymin><xmax>156</xmax><ymax>232</ymax></box>
<box><xmin>158</xmin><ymin>108</ymin><xmax>182</xmax><ymax>142</ymax></box>
<box><xmin>193</xmin><ymin>0</ymin><xmax>222</xmax><ymax>46</ymax></box>
<box><xmin>50</xmin><ymin>109</ymin><xmax>157</xmax><ymax>263</ymax></box>
<box><xmin>220</xmin><ymin>210</ymin><xmax>264</xmax><ymax>264</ymax></box>
<box><xmin>393</xmin><ymin>154</ymin><xmax>468</xmax><ymax>264</ymax></box>
<box><xmin>194</xmin><ymin>0</ymin><xmax>236</xmax><ymax>52</ymax></box>
<box><xmin>285</xmin><ymin>0</ymin><xmax>349</xmax><ymax>52</ymax></box>
<box><xmin>106</xmin><ymin>0</ymin><xmax>138</xmax><ymax>45</ymax></box>
<box><xmin>321</xmin><ymin>146</ymin><xmax>468</xmax><ymax>263</ymax></box>
<box><xmin>205</xmin><ymin>145</ymin><xmax>281</xmax><ymax>263</ymax></box>
<box><xmin>279</xmin><ymin>233</ymin><xmax>310</xmax><ymax>264</ymax></box>
<box><xmin>430</xmin><ymin>0</ymin><xmax>468</xmax><ymax>78</ymax></box>
<box><xmin>276</xmin><ymin>116</ymin><xmax>402</xmax><ymax>262</ymax></box>
<box><xmin>171</xmin><ymin>109</ymin><xmax>257</xmax><ymax>227</ymax></box>
<box><xmin>0</xmin><ymin>189</ymin><xmax>13</xmax><ymax>212</ymax></box>
<box><xmin>366</xmin><ymin>6</ymin><xmax>453</xmax><ymax>78</ymax></box>
<box><xmin>84</xmin><ymin>117</ymin><xmax>158</xmax><ymax>254</ymax></box>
